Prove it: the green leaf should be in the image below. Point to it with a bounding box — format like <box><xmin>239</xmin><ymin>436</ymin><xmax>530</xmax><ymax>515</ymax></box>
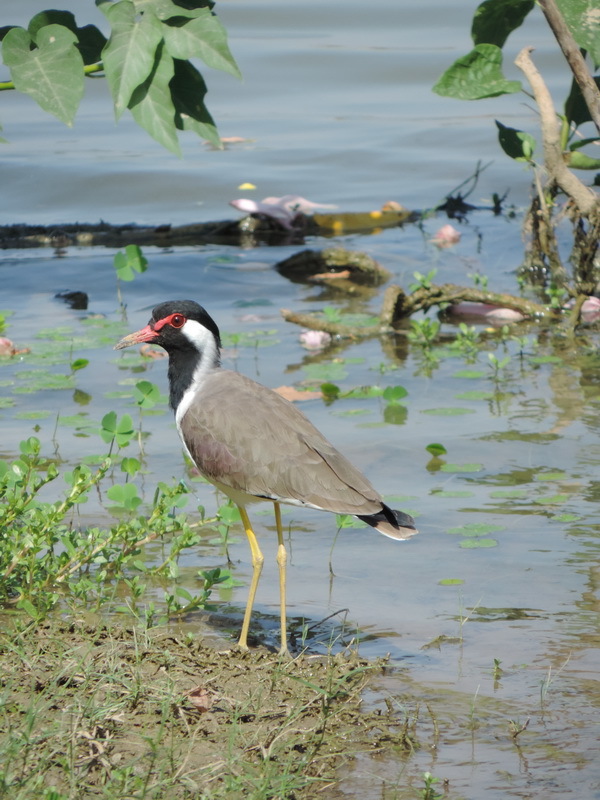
<box><xmin>151</xmin><ymin>0</ymin><xmax>210</xmax><ymax>21</ymax></box>
<box><xmin>433</xmin><ymin>44</ymin><xmax>522</xmax><ymax>100</ymax></box>
<box><xmin>448</xmin><ymin>523</ymin><xmax>504</xmax><ymax>536</ymax></box>
<box><xmin>162</xmin><ymin>8</ymin><xmax>241</xmax><ymax>78</ymax></box>
<box><xmin>2</xmin><ymin>24</ymin><xmax>84</xmax><ymax>125</ymax></box>
<box><xmin>27</xmin><ymin>10</ymin><xmax>107</xmax><ymax>66</ymax></box>
<box><xmin>129</xmin><ymin>40</ymin><xmax>181</xmax><ymax>155</ymax></box>
<box><xmin>336</xmin><ymin>513</ymin><xmax>367</xmax><ymax>529</ymax></box>
<box><xmin>471</xmin><ymin>0</ymin><xmax>535</xmax><ymax>47</ymax></box>
<box><xmin>383</xmin><ymin>385</ymin><xmax>408</xmax><ymax>404</ymax></box>
<box><xmin>321</xmin><ymin>382</ymin><xmax>340</xmax><ymax>400</ymax></box>
<box><xmin>101</xmin><ymin>0</ymin><xmax>164</xmax><ymax>118</ymax></box>
<box><xmin>496</xmin><ymin>120</ymin><xmax>536</xmax><ymax>161</ymax></box>
<box><xmin>565</xmin><ymin>150</ymin><xmax>600</xmax><ymax>170</ymax></box>
<box><xmin>534</xmin><ymin>471</ymin><xmax>567</xmax><ymax>481</ymax></box>
<box><xmin>100</xmin><ymin>411</ymin><xmax>135</xmax><ymax>446</ymax></box>
<box><xmin>459</xmin><ymin>537</ymin><xmax>498</xmax><ymax>548</ymax></box>
<box><xmin>454</xmin><ymin>370</ymin><xmax>487</xmax><ymax>379</ymax></box>
<box><xmin>534</xmin><ymin>494</ymin><xmax>569</xmax><ymax>505</ymax></box>
<box><xmin>133</xmin><ymin>380</ymin><xmax>160</xmax><ymax>408</ymax></box>
<box><xmin>438</xmin><ymin>578</ymin><xmax>465</xmax><ymax>585</ymax></box>
<box><xmin>100</xmin><ymin>411</ymin><xmax>118</xmax><ymax>443</ymax></box>
<box><xmin>115</xmin><ymin>413</ymin><xmax>135</xmax><ymax>447</ymax></box>
<box><xmin>564</xmin><ymin>76</ymin><xmax>600</xmax><ymax>127</ymax></box>
<box><xmin>303</xmin><ymin>363</ymin><xmax>349</xmax><ymax>382</ymax></box>
<box><xmin>120</xmin><ymin>456</ymin><xmax>140</xmax><ymax>476</ymax></box>
<box><xmin>455</xmin><ymin>390</ymin><xmax>493</xmax><ymax>400</ymax></box>
<box><xmin>70</xmin><ymin>358</ymin><xmax>89</xmax><ymax>373</ymax></box>
<box><xmin>16</xmin><ymin>598</ymin><xmax>40</xmax><ymax>619</ymax></box>
<box><xmin>490</xmin><ymin>489</ymin><xmax>527</xmax><ymax>498</ymax></box>
<box><xmin>555</xmin><ymin>0</ymin><xmax>600</xmax><ymax>67</ymax></box>
<box><xmin>28</xmin><ymin>10</ymin><xmax>77</xmax><ymax>38</ymax></box>
<box><xmin>171</xmin><ymin>58</ymin><xmax>220</xmax><ymax>147</ymax></box>
<box><xmin>107</xmin><ymin>481</ymin><xmax>142</xmax><ymax>510</ymax></box>
<box><xmin>113</xmin><ymin>244</ymin><xmax>148</xmax><ymax>281</ymax></box>
<box><xmin>426</xmin><ymin>443</ymin><xmax>447</xmax><ymax>457</ymax></box>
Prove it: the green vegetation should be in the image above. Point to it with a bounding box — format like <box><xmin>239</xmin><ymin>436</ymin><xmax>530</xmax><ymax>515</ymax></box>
<box><xmin>0</xmin><ymin>1</ymin><xmax>240</xmax><ymax>153</ymax></box>
<box><xmin>434</xmin><ymin>0</ymin><xmax>599</xmax><ymax>296</ymax></box>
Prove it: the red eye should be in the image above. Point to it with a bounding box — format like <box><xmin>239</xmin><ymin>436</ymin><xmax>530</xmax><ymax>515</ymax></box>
<box><xmin>170</xmin><ymin>314</ymin><xmax>185</xmax><ymax>328</ymax></box>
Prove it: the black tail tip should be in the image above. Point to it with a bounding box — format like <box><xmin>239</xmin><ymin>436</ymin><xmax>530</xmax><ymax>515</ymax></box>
<box><xmin>389</xmin><ymin>508</ymin><xmax>417</xmax><ymax>530</ymax></box>
<box><xmin>357</xmin><ymin>505</ymin><xmax>418</xmax><ymax>541</ymax></box>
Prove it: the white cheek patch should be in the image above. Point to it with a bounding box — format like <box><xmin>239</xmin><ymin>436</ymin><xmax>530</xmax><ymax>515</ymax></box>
<box><xmin>181</xmin><ymin>319</ymin><xmax>215</xmax><ymax>351</ymax></box>
<box><xmin>175</xmin><ymin>319</ymin><xmax>219</xmax><ymax>427</ymax></box>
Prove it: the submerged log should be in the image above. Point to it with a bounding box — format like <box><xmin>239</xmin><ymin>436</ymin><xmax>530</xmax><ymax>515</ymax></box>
<box><xmin>275</xmin><ymin>247</ymin><xmax>391</xmax><ymax>286</ymax></box>
<box><xmin>0</xmin><ymin>207</ymin><xmax>413</xmax><ymax>250</ymax></box>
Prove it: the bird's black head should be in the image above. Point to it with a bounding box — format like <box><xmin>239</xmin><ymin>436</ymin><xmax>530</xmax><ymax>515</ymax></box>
<box><xmin>115</xmin><ymin>300</ymin><xmax>221</xmax><ymax>354</ymax></box>
<box><xmin>115</xmin><ymin>300</ymin><xmax>222</xmax><ymax>411</ymax></box>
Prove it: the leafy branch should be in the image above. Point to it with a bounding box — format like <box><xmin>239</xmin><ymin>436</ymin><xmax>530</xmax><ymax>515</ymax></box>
<box><xmin>0</xmin><ymin>0</ymin><xmax>241</xmax><ymax>154</ymax></box>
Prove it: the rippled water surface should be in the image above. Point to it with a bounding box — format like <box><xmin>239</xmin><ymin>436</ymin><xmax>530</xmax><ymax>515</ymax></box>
<box><xmin>2</xmin><ymin>2</ymin><xmax>600</xmax><ymax>798</ymax></box>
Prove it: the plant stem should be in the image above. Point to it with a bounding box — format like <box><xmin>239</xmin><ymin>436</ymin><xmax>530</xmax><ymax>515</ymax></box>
<box><xmin>515</xmin><ymin>46</ymin><xmax>598</xmax><ymax>216</ymax></box>
<box><xmin>537</xmin><ymin>0</ymin><xmax>600</xmax><ymax>136</ymax></box>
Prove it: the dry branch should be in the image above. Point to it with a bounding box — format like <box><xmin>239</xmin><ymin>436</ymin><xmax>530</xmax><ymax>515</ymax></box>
<box><xmin>515</xmin><ymin>46</ymin><xmax>598</xmax><ymax>216</ymax></box>
<box><xmin>281</xmin><ymin>283</ymin><xmax>552</xmax><ymax>338</ymax></box>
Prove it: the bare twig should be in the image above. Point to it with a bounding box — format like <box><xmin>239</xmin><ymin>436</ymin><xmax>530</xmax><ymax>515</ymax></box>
<box><xmin>515</xmin><ymin>46</ymin><xmax>597</xmax><ymax>216</ymax></box>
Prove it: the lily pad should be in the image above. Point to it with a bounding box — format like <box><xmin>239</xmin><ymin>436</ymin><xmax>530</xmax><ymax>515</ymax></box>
<box><xmin>422</xmin><ymin>407</ymin><xmax>476</xmax><ymax>416</ymax></box>
<box><xmin>459</xmin><ymin>538</ymin><xmax>498</xmax><ymax>548</ymax></box>
<box><xmin>13</xmin><ymin>370</ymin><xmax>75</xmax><ymax>392</ymax></box>
<box><xmin>447</xmin><ymin>523</ymin><xmax>504</xmax><ymax>536</ymax></box>
<box><xmin>534</xmin><ymin>472</ymin><xmax>568</xmax><ymax>482</ymax></box>
<box><xmin>303</xmin><ymin>363</ymin><xmax>349</xmax><ymax>382</ymax></box>
<box><xmin>490</xmin><ymin>489</ymin><xmax>527</xmax><ymax>498</ymax></box>
<box><xmin>15</xmin><ymin>410</ymin><xmax>53</xmax><ymax>419</ymax></box>
<box><xmin>455</xmin><ymin>390</ymin><xmax>493</xmax><ymax>400</ymax></box>
<box><xmin>533</xmin><ymin>494</ymin><xmax>569</xmax><ymax>505</ymax></box>
<box><xmin>454</xmin><ymin>370</ymin><xmax>486</xmax><ymax>379</ymax></box>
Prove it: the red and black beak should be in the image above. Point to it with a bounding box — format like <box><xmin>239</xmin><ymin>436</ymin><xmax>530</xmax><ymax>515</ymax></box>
<box><xmin>114</xmin><ymin>323</ymin><xmax>158</xmax><ymax>350</ymax></box>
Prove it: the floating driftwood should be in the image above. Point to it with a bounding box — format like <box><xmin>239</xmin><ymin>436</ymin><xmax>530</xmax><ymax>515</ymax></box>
<box><xmin>0</xmin><ymin>207</ymin><xmax>413</xmax><ymax>250</ymax></box>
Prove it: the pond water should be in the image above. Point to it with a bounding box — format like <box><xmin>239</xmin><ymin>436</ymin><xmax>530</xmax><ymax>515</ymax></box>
<box><xmin>2</xmin><ymin>1</ymin><xmax>600</xmax><ymax>799</ymax></box>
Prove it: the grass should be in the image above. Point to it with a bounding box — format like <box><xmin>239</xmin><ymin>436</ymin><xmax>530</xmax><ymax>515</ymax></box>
<box><xmin>0</xmin><ymin>617</ymin><xmax>393</xmax><ymax>800</ymax></box>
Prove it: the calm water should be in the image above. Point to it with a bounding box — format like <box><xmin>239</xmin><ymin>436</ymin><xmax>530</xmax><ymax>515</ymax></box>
<box><xmin>2</xmin><ymin>2</ymin><xmax>600</xmax><ymax>798</ymax></box>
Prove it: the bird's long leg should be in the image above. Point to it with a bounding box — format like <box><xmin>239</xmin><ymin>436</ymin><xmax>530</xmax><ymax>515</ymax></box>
<box><xmin>237</xmin><ymin>505</ymin><xmax>264</xmax><ymax>650</ymax></box>
<box><xmin>274</xmin><ymin>501</ymin><xmax>290</xmax><ymax>657</ymax></box>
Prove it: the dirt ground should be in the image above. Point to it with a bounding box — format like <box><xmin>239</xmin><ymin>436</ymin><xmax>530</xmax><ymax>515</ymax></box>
<box><xmin>0</xmin><ymin>617</ymin><xmax>414</xmax><ymax>799</ymax></box>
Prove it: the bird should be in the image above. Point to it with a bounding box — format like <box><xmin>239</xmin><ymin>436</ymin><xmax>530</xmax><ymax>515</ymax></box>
<box><xmin>115</xmin><ymin>300</ymin><xmax>418</xmax><ymax>655</ymax></box>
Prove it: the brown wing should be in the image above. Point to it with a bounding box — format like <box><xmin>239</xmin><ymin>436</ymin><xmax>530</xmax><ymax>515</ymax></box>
<box><xmin>179</xmin><ymin>369</ymin><xmax>384</xmax><ymax>515</ymax></box>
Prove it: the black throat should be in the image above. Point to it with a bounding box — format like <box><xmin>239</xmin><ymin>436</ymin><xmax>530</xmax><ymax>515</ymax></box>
<box><xmin>166</xmin><ymin>345</ymin><xmax>203</xmax><ymax>412</ymax></box>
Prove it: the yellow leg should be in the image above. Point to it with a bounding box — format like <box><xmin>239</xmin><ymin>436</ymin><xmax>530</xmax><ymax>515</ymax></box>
<box><xmin>274</xmin><ymin>502</ymin><xmax>291</xmax><ymax>657</ymax></box>
<box><xmin>237</xmin><ymin>506</ymin><xmax>264</xmax><ymax>650</ymax></box>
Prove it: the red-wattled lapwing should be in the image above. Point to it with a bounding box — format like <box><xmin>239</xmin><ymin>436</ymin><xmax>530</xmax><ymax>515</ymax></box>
<box><xmin>115</xmin><ymin>300</ymin><xmax>417</xmax><ymax>655</ymax></box>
